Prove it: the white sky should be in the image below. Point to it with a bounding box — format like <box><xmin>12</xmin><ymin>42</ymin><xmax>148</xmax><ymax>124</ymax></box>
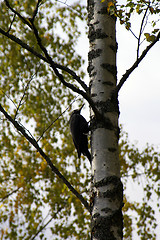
<box><xmin>116</xmin><ymin>20</ymin><xmax>160</xmax><ymax>239</ymax></box>
<box><xmin>117</xmin><ymin>20</ymin><xmax>160</xmax><ymax>147</ymax></box>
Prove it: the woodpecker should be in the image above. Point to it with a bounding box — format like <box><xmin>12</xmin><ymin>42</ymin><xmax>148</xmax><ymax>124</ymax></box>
<box><xmin>69</xmin><ymin>105</ymin><xmax>91</xmax><ymax>164</ymax></box>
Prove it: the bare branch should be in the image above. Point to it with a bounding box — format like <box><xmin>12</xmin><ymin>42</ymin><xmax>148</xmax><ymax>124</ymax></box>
<box><xmin>0</xmin><ymin>187</ymin><xmax>21</xmax><ymax>202</ymax></box>
<box><xmin>7</xmin><ymin>13</ymin><xmax>16</xmax><ymax>33</ymax></box>
<box><xmin>14</xmin><ymin>64</ymin><xmax>41</xmax><ymax>119</ymax></box>
<box><xmin>0</xmin><ymin>89</ymin><xmax>17</xmax><ymax>109</ymax></box>
<box><xmin>137</xmin><ymin>5</ymin><xmax>150</xmax><ymax>60</ymax></box>
<box><xmin>2</xmin><ymin>1</ymin><xmax>102</xmax><ymax>118</ymax></box>
<box><xmin>2</xmin><ymin>1</ymin><xmax>101</xmax><ymax>117</ymax></box>
<box><xmin>0</xmin><ymin>104</ymin><xmax>91</xmax><ymax>213</ymax></box>
<box><xmin>4</xmin><ymin>0</ymin><xmax>32</xmax><ymax>28</ymax></box>
<box><xmin>31</xmin><ymin>207</ymin><xmax>63</xmax><ymax>240</ymax></box>
<box><xmin>116</xmin><ymin>31</ymin><xmax>160</xmax><ymax>93</ymax></box>
<box><xmin>31</xmin><ymin>0</ymin><xmax>42</xmax><ymax>22</ymax></box>
<box><xmin>14</xmin><ymin>78</ymin><xmax>32</xmax><ymax>119</ymax></box>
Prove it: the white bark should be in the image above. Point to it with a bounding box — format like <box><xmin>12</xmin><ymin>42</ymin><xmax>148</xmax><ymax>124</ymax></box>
<box><xmin>88</xmin><ymin>0</ymin><xmax>123</xmax><ymax>239</ymax></box>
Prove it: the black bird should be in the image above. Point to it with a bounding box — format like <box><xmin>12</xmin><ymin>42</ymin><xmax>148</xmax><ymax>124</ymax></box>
<box><xmin>69</xmin><ymin>105</ymin><xmax>91</xmax><ymax>164</ymax></box>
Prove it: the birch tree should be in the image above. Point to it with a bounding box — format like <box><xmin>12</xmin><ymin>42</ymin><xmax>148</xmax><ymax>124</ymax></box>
<box><xmin>88</xmin><ymin>0</ymin><xmax>159</xmax><ymax>239</ymax></box>
<box><xmin>0</xmin><ymin>0</ymin><xmax>159</xmax><ymax>239</ymax></box>
<box><xmin>87</xmin><ymin>1</ymin><xmax>122</xmax><ymax>239</ymax></box>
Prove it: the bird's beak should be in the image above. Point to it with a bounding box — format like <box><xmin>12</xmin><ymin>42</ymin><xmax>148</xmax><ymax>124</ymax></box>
<box><xmin>79</xmin><ymin>104</ymin><xmax>85</xmax><ymax>112</ymax></box>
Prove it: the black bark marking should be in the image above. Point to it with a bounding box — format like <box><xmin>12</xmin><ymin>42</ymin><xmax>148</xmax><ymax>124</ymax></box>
<box><xmin>92</xmin><ymin>209</ymin><xmax>123</xmax><ymax>239</ymax></box>
<box><xmin>90</xmin><ymin>115</ymin><xmax>114</xmax><ymax>131</ymax></box>
<box><xmin>102</xmin><ymin>81</ymin><xmax>114</xmax><ymax>86</ymax></box>
<box><xmin>95</xmin><ymin>98</ymin><xmax>119</xmax><ymax>115</ymax></box>
<box><xmin>87</xmin><ymin>63</ymin><xmax>97</xmax><ymax>78</ymax></box>
<box><xmin>89</xmin><ymin>26</ymin><xmax>109</xmax><ymax>42</ymax></box>
<box><xmin>101</xmin><ymin>207</ymin><xmax>111</xmax><ymax>213</ymax></box>
<box><xmin>101</xmin><ymin>63</ymin><xmax>117</xmax><ymax>79</ymax></box>
<box><xmin>95</xmin><ymin>176</ymin><xmax>121</xmax><ymax>188</ymax></box>
<box><xmin>91</xmin><ymin>93</ymin><xmax>97</xmax><ymax>97</ymax></box>
<box><xmin>87</xmin><ymin>64</ymin><xmax>94</xmax><ymax>74</ymax></box>
<box><xmin>87</xmin><ymin>0</ymin><xmax>95</xmax><ymax>22</ymax></box>
<box><xmin>91</xmin><ymin>177</ymin><xmax>123</xmax><ymax>239</ymax></box>
<box><xmin>93</xmin><ymin>20</ymin><xmax>99</xmax><ymax>25</ymax></box>
<box><xmin>110</xmin><ymin>43</ymin><xmax>118</xmax><ymax>53</ymax></box>
<box><xmin>108</xmin><ymin>147</ymin><xmax>116</xmax><ymax>152</ymax></box>
<box><xmin>97</xmin><ymin>7</ymin><xmax>108</xmax><ymax>15</ymax></box>
<box><xmin>88</xmin><ymin>49</ymin><xmax>102</xmax><ymax>61</ymax></box>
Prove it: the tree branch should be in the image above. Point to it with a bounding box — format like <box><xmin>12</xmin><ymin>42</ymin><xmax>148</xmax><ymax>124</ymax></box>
<box><xmin>31</xmin><ymin>0</ymin><xmax>42</xmax><ymax>22</ymax></box>
<box><xmin>14</xmin><ymin>67</ymin><xmax>40</xmax><ymax>119</ymax></box>
<box><xmin>3</xmin><ymin>0</ymin><xmax>101</xmax><ymax>117</ymax></box>
<box><xmin>4</xmin><ymin>0</ymin><xmax>32</xmax><ymax>28</ymax></box>
<box><xmin>7</xmin><ymin>13</ymin><xmax>16</xmax><ymax>33</ymax></box>
<box><xmin>30</xmin><ymin>21</ymin><xmax>100</xmax><ymax>116</ymax></box>
<box><xmin>3</xmin><ymin>0</ymin><xmax>89</xmax><ymax>92</ymax></box>
<box><xmin>116</xmin><ymin>31</ymin><xmax>160</xmax><ymax>93</ymax></box>
<box><xmin>0</xmin><ymin>187</ymin><xmax>21</xmax><ymax>202</ymax></box>
<box><xmin>0</xmin><ymin>104</ymin><xmax>91</xmax><ymax>213</ymax></box>
<box><xmin>0</xmin><ymin>27</ymin><xmax>88</xmax><ymax>92</ymax></box>
<box><xmin>137</xmin><ymin>5</ymin><xmax>150</xmax><ymax>60</ymax></box>
<box><xmin>31</xmin><ymin>207</ymin><xmax>63</xmax><ymax>240</ymax></box>
<box><xmin>2</xmin><ymin>1</ymin><xmax>100</xmax><ymax>117</ymax></box>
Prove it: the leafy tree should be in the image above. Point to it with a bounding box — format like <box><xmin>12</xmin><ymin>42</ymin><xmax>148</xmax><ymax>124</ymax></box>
<box><xmin>120</xmin><ymin>129</ymin><xmax>160</xmax><ymax>239</ymax></box>
<box><xmin>0</xmin><ymin>0</ymin><xmax>159</xmax><ymax>239</ymax></box>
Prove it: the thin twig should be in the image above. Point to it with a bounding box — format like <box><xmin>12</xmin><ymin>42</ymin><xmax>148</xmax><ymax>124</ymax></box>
<box><xmin>0</xmin><ymin>187</ymin><xmax>21</xmax><ymax>202</ymax></box>
<box><xmin>4</xmin><ymin>0</ymin><xmax>32</xmax><ymax>28</ymax></box>
<box><xmin>116</xmin><ymin>31</ymin><xmax>160</xmax><ymax>93</ymax></box>
<box><xmin>31</xmin><ymin>0</ymin><xmax>42</xmax><ymax>22</ymax></box>
<box><xmin>31</xmin><ymin>207</ymin><xmax>63</xmax><ymax>240</ymax></box>
<box><xmin>14</xmin><ymin>64</ymin><xmax>41</xmax><ymax>119</ymax></box>
<box><xmin>37</xmin><ymin>95</ymin><xmax>79</xmax><ymax>142</ymax></box>
<box><xmin>0</xmin><ymin>89</ymin><xmax>17</xmax><ymax>109</ymax></box>
<box><xmin>129</xmin><ymin>27</ymin><xmax>138</xmax><ymax>40</ymax></box>
<box><xmin>7</xmin><ymin>13</ymin><xmax>16</xmax><ymax>33</ymax></box>
<box><xmin>137</xmin><ymin>5</ymin><xmax>150</xmax><ymax>60</ymax></box>
<box><xmin>18</xmin><ymin>120</ymin><xmax>36</xmax><ymax>141</ymax></box>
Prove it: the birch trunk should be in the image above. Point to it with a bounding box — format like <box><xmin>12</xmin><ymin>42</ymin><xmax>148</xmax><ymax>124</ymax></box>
<box><xmin>87</xmin><ymin>0</ymin><xmax>123</xmax><ymax>239</ymax></box>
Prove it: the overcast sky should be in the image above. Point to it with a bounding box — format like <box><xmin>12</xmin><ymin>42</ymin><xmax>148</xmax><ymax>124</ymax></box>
<box><xmin>117</xmin><ymin>19</ymin><xmax>160</xmax><ymax>147</ymax></box>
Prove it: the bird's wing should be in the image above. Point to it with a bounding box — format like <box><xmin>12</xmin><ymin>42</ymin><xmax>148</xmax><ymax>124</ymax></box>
<box><xmin>78</xmin><ymin>115</ymin><xmax>89</xmax><ymax>134</ymax></box>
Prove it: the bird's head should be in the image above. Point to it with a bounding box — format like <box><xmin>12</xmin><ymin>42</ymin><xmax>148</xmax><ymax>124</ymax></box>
<box><xmin>71</xmin><ymin>104</ymin><xmax>84</xmax><ymax>115</ymax></box>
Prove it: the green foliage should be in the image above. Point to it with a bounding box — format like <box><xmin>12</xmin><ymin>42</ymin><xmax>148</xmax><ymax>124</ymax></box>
<box><xmin>101</xmin><ymin>0</ymin><xmax>160</xmax><ymax>41</ymax></box>
<box><xmin>0</xmin><ymin>0</ymin><xmax>159</xmax><ymax>239</ymax></box>
<box><xmin>116</xmin><ymin>0</ymin><xmax>160</xmax><ymax>40</ymax></box>
<box><xmin>0</xmin><ymin>1</ymin><xmax>90</xmax><ymax>239</ymax></box>
<box><xmin>120</xmin><ymin>129</ymin><xmax>160</xmax><ymax>239</ymax></box>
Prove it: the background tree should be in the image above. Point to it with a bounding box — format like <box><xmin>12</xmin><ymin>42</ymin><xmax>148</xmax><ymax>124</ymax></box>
<box><xmin>0</xmin><ymin>0</ymin><xmax>159</xmax><ymax>239</ymax></box>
